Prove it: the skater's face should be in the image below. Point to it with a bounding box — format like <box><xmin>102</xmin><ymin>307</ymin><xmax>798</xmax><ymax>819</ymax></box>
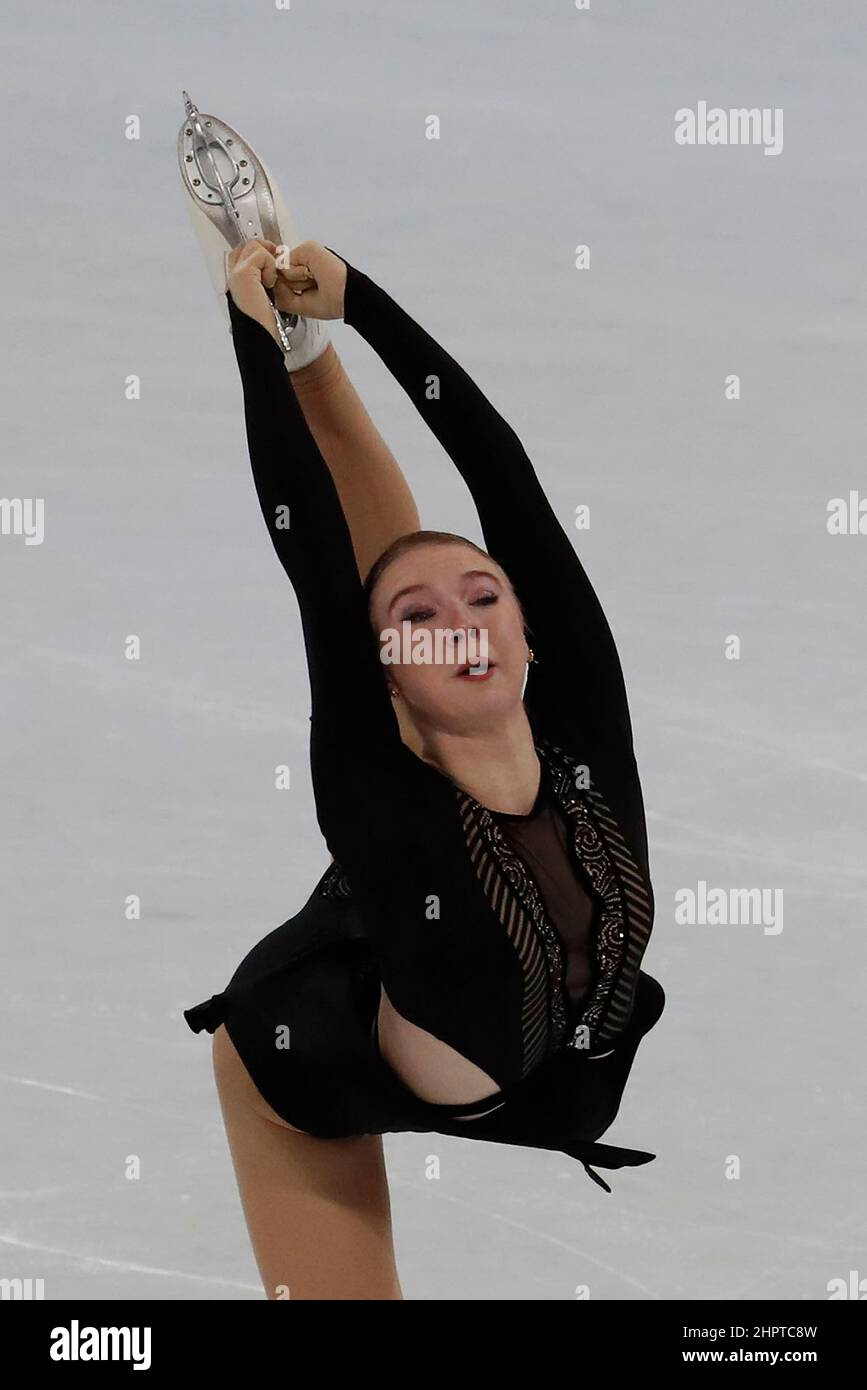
<box><xmin>368</xmin><ymin>542</ymin><xmax>531</xmax><ymax>735</ymax></box>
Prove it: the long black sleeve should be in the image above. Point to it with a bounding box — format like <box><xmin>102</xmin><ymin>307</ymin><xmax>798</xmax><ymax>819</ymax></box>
<box><xmin>331</xmin><ymin>250</ymin><xmax>636</xmax><ymax>760</ymax></box>
<box><xmin>224</xmin><ymin>290</ymin><xmax>412</xmax><ymax>865</ymax></box>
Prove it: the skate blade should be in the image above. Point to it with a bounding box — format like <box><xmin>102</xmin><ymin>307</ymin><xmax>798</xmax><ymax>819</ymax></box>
<box><xmin>177</xmin><ymin>92</ymin><xmax>299</xmax><ymax>316</ymax></box>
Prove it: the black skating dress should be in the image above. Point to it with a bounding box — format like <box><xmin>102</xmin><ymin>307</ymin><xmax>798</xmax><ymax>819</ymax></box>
<box><xmin>184</xmin><ymin>254</ymin><xmax>666</xmax><ymax>1194</ymax></box>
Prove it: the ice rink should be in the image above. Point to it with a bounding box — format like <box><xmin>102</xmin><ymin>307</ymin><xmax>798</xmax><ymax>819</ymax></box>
<box><xmin>2</xmin><ymin>0</ymin><xmax>865</xmax><ymax>1299</ymax></box>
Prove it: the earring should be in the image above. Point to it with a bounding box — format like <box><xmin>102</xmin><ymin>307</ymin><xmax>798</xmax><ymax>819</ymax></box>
<box><xmin>389</xmin><ymin>687</ymin><xmax>398</xmax><ymax>699</ymax></box>
<box><xmin>527</xmin><ymin>648</ymin><xmax>536</xmax><ymax>664</ymax></box>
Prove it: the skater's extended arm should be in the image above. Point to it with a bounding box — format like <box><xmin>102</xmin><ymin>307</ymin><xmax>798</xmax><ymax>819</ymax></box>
<box><xmin>328</xmin><ymin>250</ymin><xmax>635</xmax><ymax>755</ymax></box>
<box><xmin>223</xmin><ymin>283</ymin><xmax>413</xmax><ymax>867</ymax></box>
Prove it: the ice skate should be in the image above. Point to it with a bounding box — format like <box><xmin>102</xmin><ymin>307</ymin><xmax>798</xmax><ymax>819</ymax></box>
<box><xmin>176</xmin><ymin>90</ymin><xmax>330</xmax><ymax>368</ymax></box>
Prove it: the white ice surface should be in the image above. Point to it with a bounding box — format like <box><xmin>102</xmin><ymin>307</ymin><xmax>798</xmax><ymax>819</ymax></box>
<box><xmin>1</xmin><ymin>0</ymin><xmax>865</xmax><ymax>1299</ymax></box>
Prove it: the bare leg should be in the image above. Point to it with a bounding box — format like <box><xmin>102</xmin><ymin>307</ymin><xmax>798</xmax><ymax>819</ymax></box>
<box><xmin>212</xmin><ymin>1024</ymin><xmax>404</xmax><ymax>1300</ymax></box>
<box><xmin>289</xmin><ymin>342</ymin><xmax>421</xmax><ymax>581</ymax></box>
<box><xmin>207</xmin><ymin>346</ymin><xmax>425</xmax><ymax>1297</ymax></box>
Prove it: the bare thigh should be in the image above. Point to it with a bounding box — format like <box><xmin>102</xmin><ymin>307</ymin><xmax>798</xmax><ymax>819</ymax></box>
<box><xmin>211</xmin><ymin>1023</ymin><xmax>403</xmax><ymax>1300</ymax></box>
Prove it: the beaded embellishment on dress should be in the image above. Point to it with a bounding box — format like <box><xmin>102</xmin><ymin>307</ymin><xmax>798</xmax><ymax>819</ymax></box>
<box><xmin>448</xmin><ymin>736</ymin><xmax>655</xmax><ymax>1067</ymax></box>
<box><xmin>317</xmin><ymin>859</ymin><xmax>354</xmax><ymax>900</ymax></box>
<box><xmin>539</xmin><ymin>738</ymin><xmax>653</xmax><ymax>1045</ymax></box>
<box><xmin>314</xmin><ymin>736</ymin><xmax>654</xmax><ymax>1075</ymax></box>
<box><xmin>457</xmin><ymin>775</ymin><xmax>569</xmax><ymax>1075</ymax></box>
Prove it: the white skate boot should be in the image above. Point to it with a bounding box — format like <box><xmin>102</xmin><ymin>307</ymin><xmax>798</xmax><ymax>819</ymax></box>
<box><xmin>176</xmin><ymin>90</ymin><xmax>330</xmax><ymax>370</ymax></box>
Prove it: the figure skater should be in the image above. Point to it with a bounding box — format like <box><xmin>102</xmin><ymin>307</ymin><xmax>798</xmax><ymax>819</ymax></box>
<box><xmin>179</xmin><ymin>96</ymin><xmax>665</xmax><ymax>1301</ymax></box>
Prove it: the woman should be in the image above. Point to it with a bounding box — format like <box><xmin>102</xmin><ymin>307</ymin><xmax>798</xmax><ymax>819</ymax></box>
<box><xmin>183</xmin><ymin>232</ymin><xmax>665</xmax><ymax>1301</ymax></box>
